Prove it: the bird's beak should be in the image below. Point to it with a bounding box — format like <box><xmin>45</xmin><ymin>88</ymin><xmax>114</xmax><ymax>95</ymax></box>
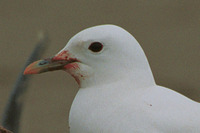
<box><xmin>24</xmin><ymin>50</ymin><xmax>78</xmax><ymax>75</ymax></box>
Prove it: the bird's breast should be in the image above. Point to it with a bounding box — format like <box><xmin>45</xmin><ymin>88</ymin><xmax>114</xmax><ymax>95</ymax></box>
<box><xmin>68</xmin><ymin>86</ymin><xmax>156</xmax><ymax>133</ymax></box>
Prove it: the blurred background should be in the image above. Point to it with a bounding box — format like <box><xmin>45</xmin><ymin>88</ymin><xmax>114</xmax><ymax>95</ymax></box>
<box><xmin>0</xmin><ymin>0</ymin><xmax>199</xmax><ymax>133</ymax></box>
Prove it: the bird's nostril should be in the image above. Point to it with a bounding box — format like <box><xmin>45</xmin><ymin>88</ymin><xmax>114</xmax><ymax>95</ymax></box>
<box><xmin>39</xmin><ymin>60</ymin><xmax>49</xmax><ymax>65</ymax></box>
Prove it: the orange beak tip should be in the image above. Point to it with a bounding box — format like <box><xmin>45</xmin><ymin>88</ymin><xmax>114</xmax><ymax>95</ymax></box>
<box><xmin>23</xmin><ymin>67</ymin><xmax>36</xmax><ymax>75</ymax></box>
<box><xmin>23</xmin><ymin>69</ymin><xmax>36</xmax><ymax>75</ymax></box>
<box><xmin>23</xmin><ymin>61</ymin><xmax>41</xmax><ymax>75</ymax></box>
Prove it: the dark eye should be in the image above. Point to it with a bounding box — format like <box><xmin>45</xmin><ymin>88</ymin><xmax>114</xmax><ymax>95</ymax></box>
<box><xmin>88</xmin><ymin>42</ymin><xmax>103</xmax><ymax>52</ymax></box>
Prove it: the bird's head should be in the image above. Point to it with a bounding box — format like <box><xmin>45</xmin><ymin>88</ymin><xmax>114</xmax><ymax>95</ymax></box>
<box><xmin>24</xmin><ymin>25</ymin><xmax>155</xmax><ymax>88</ymax></box>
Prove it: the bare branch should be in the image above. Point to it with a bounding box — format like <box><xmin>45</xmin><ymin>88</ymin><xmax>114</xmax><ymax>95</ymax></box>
<box><xmin>1</xmin><ymin>32</ymin><xmax>49</xmax><ymax>133</ymax></box>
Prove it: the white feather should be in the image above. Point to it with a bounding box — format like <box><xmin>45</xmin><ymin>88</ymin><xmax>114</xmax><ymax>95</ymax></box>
<box><xmin>57</xmin><ymin>25</ymin><xmax>200</xmax><ymax>133</ymax></box>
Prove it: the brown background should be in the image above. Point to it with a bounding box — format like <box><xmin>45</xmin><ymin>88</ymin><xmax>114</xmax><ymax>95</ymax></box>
<box><xmin>0</xmin><ymin>1</ymin><xmax>200</xmax><ymax>133</ymax></box>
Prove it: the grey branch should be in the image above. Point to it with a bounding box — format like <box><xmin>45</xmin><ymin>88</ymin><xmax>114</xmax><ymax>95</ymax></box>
<box><xmin>1</xmin><ymin>32</ymin><xmax>49</xmax><ymax>133</ymax></box>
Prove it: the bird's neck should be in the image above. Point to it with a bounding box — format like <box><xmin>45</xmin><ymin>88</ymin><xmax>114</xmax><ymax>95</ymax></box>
<box><xmin>79</xmin><ymin>67</ymin><xmax>155</xmax><ymax>89</ymax></box>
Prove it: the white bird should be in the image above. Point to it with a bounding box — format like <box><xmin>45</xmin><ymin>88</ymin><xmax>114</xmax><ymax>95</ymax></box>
<box><xmin>24</xmin><ymin>25</ymin><xmax>200</xmax><ymax>133</ymax></box>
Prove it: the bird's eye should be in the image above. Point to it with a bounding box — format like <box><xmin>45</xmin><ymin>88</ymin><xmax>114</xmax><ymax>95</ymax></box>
<box><xmin>88</xmin><ymin>42</ymin><xmax>103</xmax><ymax>52</ymax></box>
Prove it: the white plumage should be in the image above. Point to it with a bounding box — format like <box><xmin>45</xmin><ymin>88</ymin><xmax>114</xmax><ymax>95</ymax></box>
<box><xmin>25</xmin><ymin>25</ymin><xmax>200</xmax><ymax>133</ymax></box>
<box><xmin>68</xmin><ymin>25</ymin><xmax>200</xmax><ymax>133</ymax></box>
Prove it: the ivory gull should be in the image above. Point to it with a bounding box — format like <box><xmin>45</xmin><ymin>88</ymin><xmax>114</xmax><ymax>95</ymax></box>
<box><xmin>24</xmin><ymin>25</ymin><xmax>200</xmax><ymax>133</ymax></box>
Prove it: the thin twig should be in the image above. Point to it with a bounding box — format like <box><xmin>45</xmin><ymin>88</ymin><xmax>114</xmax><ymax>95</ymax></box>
<box><xmin>1</xmin><ymin>32</ymin><xmax>49</xmax><ymax>133</ymax></box>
